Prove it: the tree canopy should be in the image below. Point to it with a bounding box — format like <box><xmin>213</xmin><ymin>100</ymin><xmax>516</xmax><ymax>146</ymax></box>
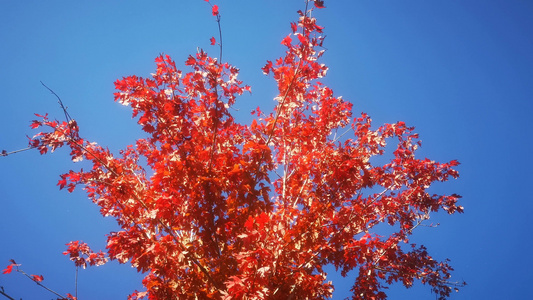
<box><xmin>2</xmin><ymin>1</ymin><xmax>464</xmax><ymax>299</ymax></box>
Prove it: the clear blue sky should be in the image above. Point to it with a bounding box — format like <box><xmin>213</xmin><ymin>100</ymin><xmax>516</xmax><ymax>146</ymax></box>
<box><xmin>1</xmin><ymin>1</ymin><xmax>532</xmax><ymax>299</ymax></box>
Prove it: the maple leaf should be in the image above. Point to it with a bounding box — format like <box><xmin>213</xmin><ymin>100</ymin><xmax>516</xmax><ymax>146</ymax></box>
<box><xmin>30</xmin><ymin>120</ymin><xmax>41</xmax><ymax>129</ymax></box>
<box><xmin>212</xmin><ymin>4</ymin><xmax>219</xmax><ymax>16</ymax></box>
<box><xmin>314</xmin><ymin>0</ymin><xmax>325</xmax><ymax>8</ymax></box>
<box><xmin>31</xmin><ymin>274</ymin><xmax>44</xmax><ymax>282</ymax></box>
<box><xmin>210</xmin><ymin>36</ymin><xmax>216</xmax><ymax>45</ymax></box>
<box><xmin>2</xmin><ymin>264</ymin><xmax>13</xmax><ymax>274</ymax></box>
<box><xmin>244</xmin><ymin>215</ymin><xmax>254</xmax><ymax>231</ymax></box>
<box><xmin>261</xmin><ymin>60</ymin><xmax>273</xmax><ymax>75</ymax></box>
<box><xmin>291</xmin><ymin>22</ymin><xmax>298</xmax><ymax>33</ymax></box>
<box><xmin>281</xmin><ymin>35</ymin><xmax>292</xmax><ymax>47</ymax></box>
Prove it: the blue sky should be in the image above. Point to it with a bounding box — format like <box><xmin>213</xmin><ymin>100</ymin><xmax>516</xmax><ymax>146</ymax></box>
<box><xmin>1</xmin><ymin>1</ymin><xmax>532</xmax><ymax>299</ymax></box>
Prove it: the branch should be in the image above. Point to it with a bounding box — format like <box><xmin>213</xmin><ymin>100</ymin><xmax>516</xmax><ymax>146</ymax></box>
<box><xmin>204</xmin><ymin>0</ymin><xmax>223</xmax><ymax>63</ymax></box>
<box><xmin>255</xmin><ymin>0</ymin><xmax>316</xmax><ymax>184</ymax></box>
<box><xmin>216</xmin><ymin>11</ymin><xmax>223</xmax><ymax>62</ymax></box>
<box><xmin>0</xmin><ymin>287</ymin><xmax>16</xmax><ymax>300</ymax></box>
<box><xmin>0</xmin><ymin>147</ymin><xmax>33</xmax><ymax>157</ymax></box>
<box><xmin>5</xmin><ymin>262</ymin><xmax>70</xmax><ymax>300</ymax></box>
<box><xmin>18</xmin><ymin>271</ymin><xmax>65</xmax><ymax>299</ymax></box>
<box><xmin>40</xmin><ymin>81</ymin><xmax>73</xmax><ymax>125</ymax></box>
<box><xmin>38</xmin><ymin>84</ymin><xmax>224</xmax><ymax>292</ymax></box>
<box><xmin>373</xmin><ymin>266</ymin><xmax>467</xmax><ymax>289</ymax></box>
<box><xmin>371</xmin><ymin>213</ymin><xmax>428</xmax><ymax>267</ymax></box>
<box><xmin>1</xmin><ymin>82</ymin><xmax>85</xmax><ymax>159</ymax></box>
<box><xmin>75</xmin><ymin>266</ymin><xmax>78</xmax><ymax>300</ymax></box>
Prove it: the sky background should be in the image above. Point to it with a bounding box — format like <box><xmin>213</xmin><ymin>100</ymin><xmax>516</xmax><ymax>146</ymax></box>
<box><xmin>1</xmin><ymin>0</ymin><xmax>532</xmax><ymax>299</ymax></box>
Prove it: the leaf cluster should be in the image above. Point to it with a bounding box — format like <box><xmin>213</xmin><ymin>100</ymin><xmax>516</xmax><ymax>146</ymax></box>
<box><xmin>5</xmin><ymin>1</ymin><xmax>464</xmax><ymax>299</ymax></box>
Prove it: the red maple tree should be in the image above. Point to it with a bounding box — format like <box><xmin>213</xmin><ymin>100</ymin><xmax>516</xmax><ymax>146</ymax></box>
<box><xmin>4</xmin><ymin>0</ymin><xmax>465</xmax><ymax>299</ymax></box>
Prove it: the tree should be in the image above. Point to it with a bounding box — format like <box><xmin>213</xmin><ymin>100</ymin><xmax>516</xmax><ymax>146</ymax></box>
<box><xmin>2</xmin><ymin>0</ymin><xmax>464</xmax><ymax>299</ymax></box>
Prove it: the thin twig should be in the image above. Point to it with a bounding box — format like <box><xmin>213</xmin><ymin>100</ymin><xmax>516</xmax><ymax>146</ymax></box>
<box><xmin>16</xmin><ymin>269</ymin><xmax>65</xmax><ymax>299</ymax></box>
<box><xmin>1</xmin><ymin>81</ymin><xmax>83</xmax><ymax>159</ymax></box>
<box><xmin>40</xmin><ymin>81</ymin><xmax>73</xmax><ymax>124</ymax></box>
<box><xmin>0</xmin><ymin>147</ymin><xmax>33</xmax><ymax>157</ymax></box>
<box><xmin>0</xmin><ymin>287</ymin><xmax>16</xmax><ymax>300</ymax></box>
<box><xmin>217</xmin><ymin>14</ymin><xmax>223</xmax><ymax>63</ymax></box>
<box><xmin>75</xmin><ymin>266</ymin><xmax>78</xmax><ymax>300</ymax></box>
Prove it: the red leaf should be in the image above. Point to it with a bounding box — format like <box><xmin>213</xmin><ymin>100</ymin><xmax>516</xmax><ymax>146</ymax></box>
<box><xmin>281</xmin><ymin>35</ymin><xmax>292</xmax><ymax>47</ymax></box>
<box><xmin>314</xmin><ymin>0</ymin><xmax>325</xmax><ymax>8</ymax></box>
<box><xmin>65</xmin><ymin>293</ymin><xmax>77</xmax><ymax>300</ymax></box>
<box><xmin>244</xmin><ymin>215</ymin><xmax>254</xmax><ymax>231</ymax></box>
<box><xmin>31</xmin><ymin>274</ymin><xmax>44</xmax><ymax>282</ymax></box>
<box><xmin>210</xmin><ymin>37</ymin><xmax>216</xmax><ymax>45</ymax></box>
<box><xmin>212</xmin><ymin>5</ymin><xmax>219</xmax><ymax>16</ymax></box>
<box><xmin>2</xmin><ymin>264</ymin><xmax>13</xmax><ymax>274</ymax></box>
<box><xmin>297</xmin><ymin>34</ymin><xmax>307</xmax><ymax>44</ymax></box>
<box><xmin>290</xmin><ymin>22</ymin><xmax>298</xmax><ymax>33</ymax></box>
<box><xmin>256</xmin><ymin>212</ymin><xmax>269</xmax><ymax>230</ymax></box>
<box><xmin>185</xmin><ymin>55</ymin><xmax>196</xmax><ymax>66</ymax></box>
<box><xmin>228</xmin><ymin>164</ymin><xmax>240</xmax><ymax>175</ymax></box>
<box><xmin>30</xmin><ymin>120</ymin><xmax>41</xmax><ymax>129</ymax></box>
<box><xmin>449</xmin><ymin>159</ymin><xmax>460</xmax><ymax>166</ymax></box>
<box><xmin>261</xmin><ymin>60</ymin><xmax>273</xmax><ymax>75</ymax></box>
<box><xmin>34</xmin><ymin>113</ymin><xmax>47</xmax><ymax>118</ymax></box>
<box><xmin>58</xmin><ymin>175</ymin><xmax>67</xmax><ymax>190</ymax></box>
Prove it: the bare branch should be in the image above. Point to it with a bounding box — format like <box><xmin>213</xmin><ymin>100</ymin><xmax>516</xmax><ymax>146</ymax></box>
<box><xmin>0</xmin><ymin>147</ymin><xmax>33</xmax><ymax>157</ymax></box>
<box><xmin>11</xmin><ymin>267</ymin><xmax>67</xmax><ymax>299</ymax></box>
<box><xmin>40</xmin><ymin>81</ymin><xmax>73</xmax><ymax>124</ymax></box>
<box><xmin>0</xmin><ymin>287</ymin><xmax>17</xmax><ymax>300</ymax></box>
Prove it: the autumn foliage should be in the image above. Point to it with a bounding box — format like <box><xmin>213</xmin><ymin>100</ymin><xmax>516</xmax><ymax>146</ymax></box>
<box><xmin>5</xmin><ymin>0</ymin><xmax>464</xmax><ymax>299</ymax></box>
